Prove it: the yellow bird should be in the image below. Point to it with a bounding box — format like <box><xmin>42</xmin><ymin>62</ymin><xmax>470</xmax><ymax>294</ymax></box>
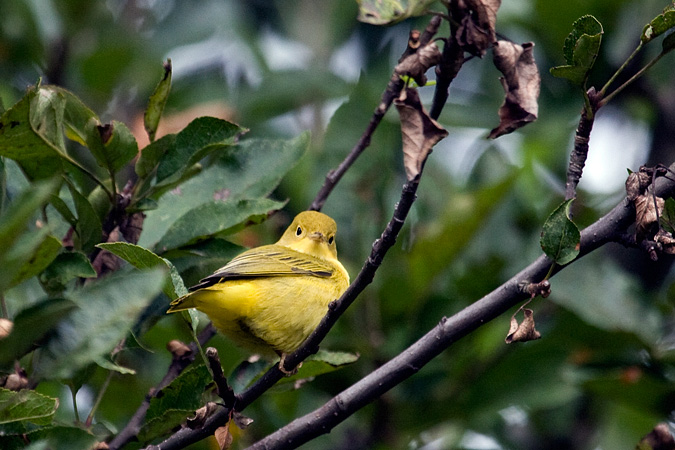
<box><xmin>167</xmin><ymin>211</ymin><xmax>350</xmax><ymax>361</ymax></box>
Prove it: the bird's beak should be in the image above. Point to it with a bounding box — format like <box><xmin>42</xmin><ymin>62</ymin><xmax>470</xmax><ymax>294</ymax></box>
<box><xmin>307</xmin><ymin>231</ymin><xmax>325</xmax><ymax>243</ymax></box>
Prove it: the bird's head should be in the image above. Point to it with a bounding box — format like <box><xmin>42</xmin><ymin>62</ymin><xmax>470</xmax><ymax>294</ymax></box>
<box><xmin>277</xmin><ymin>211</ymin><xmax>339</xmax><ymax>260</ymax></box>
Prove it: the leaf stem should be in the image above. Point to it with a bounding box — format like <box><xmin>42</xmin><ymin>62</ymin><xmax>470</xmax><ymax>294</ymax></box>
<box><xmin>600</xmin><ymin>50</ymin><xmax>664</xmax><ymax>107</ymax></box>
<box><xmin>600</xmin><ymin>42</ymin><xmax>643</xmax><ymax>96</ymax></box>
<box><xmin>85</xmin><ymin>369</ymin><xmax>114</xmax><ymax>428</ymax></box>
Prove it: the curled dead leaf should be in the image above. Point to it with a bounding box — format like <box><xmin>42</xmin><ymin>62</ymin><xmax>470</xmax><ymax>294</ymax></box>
<box><xmin>395</xmin><ymin>42</ymin><xmax>442</xmax><ymax>86</ymax></box>
<box><xmin>489</xmin><ymin>41</ymin><xmax>540</xmax><ymax>139</ymax></box>
<box><xmin>505</xmin><ymin>308</ymin><xmax>541</xmax><ymax>343</ymax></box>
<box><xmin>625</xmin><ymin>170</ymin><xmax>652</xmax><ymax>201</ymax></box>
<box><xmin>635</xmin><ymin>193</ymin><xmax>664</xmax><ymax>241</ymax></box>
<box><xmin>166</xmin><ymin>339</ymin><xmax>192</xmax><ymax>358</ymax></box>
<box><xmin>655</xmin><ymin>229</ymin><xmax>675</xmax><ymax>254</ymax></box>
<box><xmin>233</xmin><ymin>412</ymin><xmax>254</xmax><ymax>430</ymax></box>
<box><xmin>187</xmin><ymin>402</ymin><xmax>219</xmax><ymax>429</ymax></box>
<box><xmin>395</xmin><ymin>88</ymin><xmax>449</xmax><ymax>181</ymax></box>
<box><xmin>456</xmin><ymin>0</ymin><xmax>501</xmax><ymax>56</ymax></box>
<box><xmin>215</xmin><ymin>422</ymin><xmax>234</xmax><ymax>450</ymax></box>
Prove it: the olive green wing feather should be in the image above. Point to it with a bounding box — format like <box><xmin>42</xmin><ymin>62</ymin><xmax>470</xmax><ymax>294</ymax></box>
<box><xmin>190</xmin><ymin>245</ymin><xmax>334</xmax><ymax>290</ymax></box>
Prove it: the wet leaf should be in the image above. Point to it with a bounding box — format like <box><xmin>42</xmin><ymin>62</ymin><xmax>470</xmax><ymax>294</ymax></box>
<box><xmin>540</xmin><ymin>199</ymin><xmax>580</xmax><ymax>265</ymax></box>
<box><xmin>395</xmin><ymin>88</ymin><xmax>448</xmax><ymax>181</ymax></box>
<box><xmin>488</xmin><ymin>41</ymin><xmax>540</xmax><ymax>138</ymax></box>
<box><xmin>145</xmin><ymin>59</ymin><xmax>172</xmax><ymax>142</ymax></box>
<box><xmin>505</xmin><ymin>308</ymin><xmax>541</xmax><ymax>343</ymax></box>
<box><xmin>455</xmin><ymin>0</ymin><xmax>501</xmax><ymax>56</ymax></box>
<box><xmin>550</xmin><ymin>15</ymin><xmax>603</xmax><ymax>85</ymax></box>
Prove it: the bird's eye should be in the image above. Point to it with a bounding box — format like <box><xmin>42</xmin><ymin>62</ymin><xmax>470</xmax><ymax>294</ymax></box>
<box><xmin>296</xmin><ymin>226</ymin><xmax>302</xmax><ymax>236</ymax></box>
<box><xmin>328</xmin><ymin>236</ymin><xmax>334</xmax><ymax>245</ymax></box>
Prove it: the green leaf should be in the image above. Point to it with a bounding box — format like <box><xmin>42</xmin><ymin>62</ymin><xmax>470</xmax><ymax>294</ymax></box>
<box><xmin>0</xmin><ymin>298</ymin><xmax>78</xmax><ymax>369</ymax></box>
<box><xmin>9</xmin><ymin>235</ymin><xmax>62</xmax><ymax>289</ymax></box>
<box><xmin>40</xmin><ymin>251</ymin><xmax>97</xmax><ymax>294</ymax></box>
<box><xmin>540</xmin><ymin>199</ymin><xmax>581</xmax><ymax>265</ymax></box>
<box><xmin>34</xmin><ymin>267</ymin><xmax>166</xmax><ymax>380</ymax></box>
<box><xmin>641</xmin><ymin>8</ymin><xmax>675</xmax><ymax>43</ymax></box>
<box><xmin>138</xmin><ymin>364</ymin><xmax>211</xmax><ymax>444</ymax></box>
<box><xmin>155</xmin><ymin>117</ymin><xmax>247</xmax><ymax>185</ymax></box>
<box><xmin>97</xmin><ymin>242</ymin><xmax>187</xmax><ymax>299</ymax></box>
<box><xmin>0</xmin><ymin>388</ymin><xmax>58</xmax><ymax>427</ymax></box>
<box><xmin>85</xmin><ymin>120</ymin><xmax>139</xmax><ymax>176</ymax></box>
<box><xmin>0</xmin><ymin>88</ymin><xmax>63</xmax><ymax>180</ymax></box>
<box><xmin>65</xmin><ymin>181</ymin><xmax>102</xmax><ymax>253</ymax></box>
<box><xmin>550</xmin><ymin>15</ymin><xmax>603</xmax><ymax>85</ymax></box>
<box><xmin>0</xmin><ymin>176</ymin><xmax>57</xmax><ymax>248</ymax></box>
<box><xmin>0</xmin><ymin>178</ymin><xmax>60</xmax><ymax>293</ymax></box>
<box><xmin>135</xmin><ymin>134</ymin><xmax>176</xmax><ymax>179</ymax></box>
<box><xmin>659</xmin><ymin>197</ymin><xmax>675</xmax><ymax>233</ymax></box>
<box><xmin>357</xmin><ymin>0</ymin><xmax>435</xmax><ymax>25</ymax></box>
<box><xmin>155</xmin><ymin>198</ymin><xmax>286</xmax><ymax>252</ymax></box>
<box><xmin>140</xmin><ymin>133</ymin><xmax>308</xmax><ymax>247</ymax></box>
<box><xmin>273</xmin><ymin>350</ymin><xmax>359</xmax><ymax>388</ymax></box>
<box><xmin>144</xmin><ymin>60</ymin><xmax>172</xmax><ymax>143</ymax></box>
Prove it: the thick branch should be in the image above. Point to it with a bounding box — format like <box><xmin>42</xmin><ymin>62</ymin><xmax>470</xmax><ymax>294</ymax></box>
<box><xmin>247</xmin><ymin>171</ymin><xmax>675</xmax><ymax>449</ymax></box>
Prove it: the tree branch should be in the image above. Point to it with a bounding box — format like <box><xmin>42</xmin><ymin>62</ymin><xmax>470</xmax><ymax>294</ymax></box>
<box><xmin>108</xmin><ymin>324</ymin><xmax>216</xmax><ymax>450</ymax></box>
<box><xmin>309</xmin><ymin>18</ymin><xmax>440</xmax><ymax>212</ymax></box>
<box><xmin>246</xmin><ymin>168</ymin><xmax>675</xmax><ymax>450</ymax></box>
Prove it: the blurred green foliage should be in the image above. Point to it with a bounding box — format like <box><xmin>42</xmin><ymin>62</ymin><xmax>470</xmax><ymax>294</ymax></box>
<box><xmin>0</xmin><ymin>1</ymin><xmax>674</xmax><ymax>449</ymax></box>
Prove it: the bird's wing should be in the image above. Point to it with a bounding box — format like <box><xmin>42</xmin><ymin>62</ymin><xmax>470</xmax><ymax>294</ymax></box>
<box><xmin>190</xmin><ymin>245</ymin><xmax>334</xmax><ymax>290</ymax></box>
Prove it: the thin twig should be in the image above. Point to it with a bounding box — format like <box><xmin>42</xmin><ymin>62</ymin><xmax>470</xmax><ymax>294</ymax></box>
<box><xmin>245</xmin><ymin>167</ymin><xmax>675</xmax><ymax>450</ymax></box>
<box><xmin>146</xmin><ymin>176</ymin><xmax>423</xmax><ymax>450</ymax></box>
<box><xmin>565</xmin><ymin>88</ymin><xmax>602</xmax><ymax>201</ymax></box>
<box><xmin>205</xmin><ymin>347</ymin><xmax>236</xmax><ymax>408</ymax></box>
<box><xmin>107</xmin><ymin>323</ymin><xmax>216</xmax><ymax>450</ymax></box>
<box><xmin>309</xmin><ymin>18</ymin><xmax>441</xmax><ymax>212</ymax></box>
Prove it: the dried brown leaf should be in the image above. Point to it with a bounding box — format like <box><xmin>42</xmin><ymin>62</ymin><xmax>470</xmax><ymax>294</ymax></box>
<box><xmin>187</xmin><ymin>402</ymin><xmax>219</xmax><ymax>429</ymax></box>
<box><xmin>0</xmin><ymin>318</ymin><xmax>13</xmax><ymax>339</ymax></box>
<box><xmin>655</xmin><ymin>229</ymin><xmax>675</xmax><ymax>254</ymax></box>
<box><xmin>456</xmin><ymin>0</ymin><xmax>501</xmax><ymax>56</ymax></box>
<box><xmin>395</xmin><ymin>42</ymin><xmax>442</xmax><ymax>86</ymax></box>
<box><xmin>233</xmin><ymin>412</ymin><xmax>254</xmax><ymax>430</ymax></box>
<box><xmin>489</xmin><ymin>41</ymin><xmax>540</xmax><ymax>139</ymax></box>
<box><xmin>505</xmin><ymin>308</ymin><xmax>541</xmax><ymax>343</ymax></box>
<box><xmin>215</xmin><ymin>423</ymin><xmax>234</xmax><ymax>450</ymax></box>
<box><xmin>395</xmin><ymin>88</ymin><xmax>449</xmax><ymax>181</ymax></box>
<box><xmin>635</xmin><ymin>194</ymin><xmax>665</xmax><ymax>240</ymax></box>
<box><xmin>625</xmin><ymin>169</ymin><xmax>652</xmax><ymax>201</ymax></box>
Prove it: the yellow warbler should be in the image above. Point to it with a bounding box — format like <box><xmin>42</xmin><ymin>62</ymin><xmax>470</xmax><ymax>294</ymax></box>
<box><xmin>167</xmin><ymin>211</ymin><xmax>349</xmax><ymax>359</ymax></box>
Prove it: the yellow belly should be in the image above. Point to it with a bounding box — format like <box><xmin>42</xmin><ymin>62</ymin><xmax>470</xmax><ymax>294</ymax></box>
<box><xmin>187</xmin><ymin>274</ymin><xmax>347</xmax><ymax>357</ymax></box>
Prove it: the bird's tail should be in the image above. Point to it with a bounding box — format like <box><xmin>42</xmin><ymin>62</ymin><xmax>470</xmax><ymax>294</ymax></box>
<box><xmin>166</xmin><ymin>293</ymin><xmax>197</xmax><ymax>313</ymax></box>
